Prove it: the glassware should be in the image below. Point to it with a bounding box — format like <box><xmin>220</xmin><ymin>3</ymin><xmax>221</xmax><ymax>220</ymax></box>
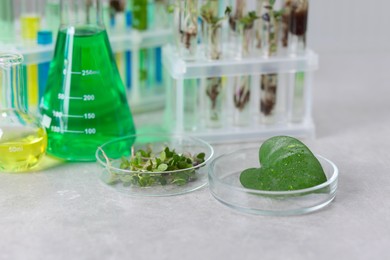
<box><xmin>173</xmin><ymin>0</ymin><xmax>198</xmax><ymax>60</ymax></box>
<box><xmin>20</xmin><ymin>0</ymin><xmax>42</xmax><ymax>114</ymax></box>
<box><xmin>96</xmin><ymin>134</ymin><xmax>214</xmax><ymax>196</ymax></box>
<box><xmin>199</xmin><ymin>0</ymin><xmax>226</xmax><ymax>128</ymax></box>
<box><xmin>155</xmin><ymin>0</ymin><xmax>170</xmax><ymax>29</ymax></box>
<box><xmin>183</xmin><ymin>79</ymin><xmax>199</xmax><ymax>131</ymax></box>
<box><xmin>0</xmin><ymin>0</ymin><xmax>14</xmax><ymax>44</ymax></box>
<box><xmin>259</xmin><ymin>0</ymin><xmax>280</xmax><ymax>123</ymax></box>
<box><xmin>205</xmin><ymin>77</ymin><xmax>224</xmax><ymax>128</ymax></box>
<box><xmin>208</xmin><ymin>147</ymin><xmax>338</xmax><ymax>216</ymax></box>
<box><xmin>20</xmin><ymin>0</ymin><xmax>41</xmax><ymax>44</ymax></box>
<box><xmin>40</xmin><ymin>0</ymin><xmax>136</xmax><ymax>161</ymax></box>
<box><xmin>200</xmin><ymin>0</ymin><xmax>223</xmax><ymax>60</ymax></box>
<box><xmin>233</xmin><ymin>20</ymin><xmax>255</xmax><ymax>125</ymax></box>
<box><xmin>44</xmin><ymin>0</ymin><xmax>61</xmax><ymax>37</ymax></box>
<box><xmin>37</xmin><ymin>31</ymin><xmax>53</xmax><ymax>106</ymax></box>
<box><xmin>131</xmin><ymin>0</ymin><xmax>155</xmax><ymax>92</ymax></box>
<box><xmin>288</xmin><ymin>0</ymin><xmax>308</xmax><ymax>123</ymax></box>
<box><xmin>289</xmin><ymin>0</ymin><xmax>308</xmax><ymax>55</ymax></box>
<box><xmin>228</xmin><ymin>0</ymin><xmax>257</xmax><ymax>59</ymax></box>
<box><xmin>227</xmin><ymin>0</ymin><xmax>255</xmax><ymax>125</ymax></box>
<box><xmin>0</xmin><ymin>53</ymin><xmax>47</xmax><ymax>172</ymax></box>
<box><xmin>254</xmin><ymin>0</ymin><xmax>263</xmax><ymax>52</ymax></box>
<box><xmin>233</xmin><ymin>75</ymin><xmax>251</xmax><ymax>126</ymax></box>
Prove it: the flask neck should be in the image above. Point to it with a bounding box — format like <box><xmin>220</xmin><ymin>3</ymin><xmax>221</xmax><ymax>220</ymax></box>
<box><xmin>0</xmin><ymin>53</ymin><xmax>27</xmax><ymax>112</ymax></box>
<box><xmin>60</xmin><ymin>0</ymin><xmax>105</xmax><ymax>29</ymax></box>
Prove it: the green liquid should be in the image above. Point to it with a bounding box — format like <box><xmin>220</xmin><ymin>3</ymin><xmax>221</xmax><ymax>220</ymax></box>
<box><xmin>132</xmin><ymin>0</ymin><xmax>148</xmax><ymax>30</ymax></box>
<box><xmin>41</xmin><ymin>27</ymin><xmax>136</xmax><ymax>161</ymax></box>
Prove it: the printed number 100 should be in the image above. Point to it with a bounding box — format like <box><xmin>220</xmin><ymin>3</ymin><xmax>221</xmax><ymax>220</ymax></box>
<box><xmin>84</xmin><ymin>128</ymin><xmax>96</xmax><ymax>135</ymax></box>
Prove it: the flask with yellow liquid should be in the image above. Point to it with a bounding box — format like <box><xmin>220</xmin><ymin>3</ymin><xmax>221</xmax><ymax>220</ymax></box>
<box><xmin>0</xmin><ymin>53</ymin><xmax>47</xmax><ymax>172</ymax></box>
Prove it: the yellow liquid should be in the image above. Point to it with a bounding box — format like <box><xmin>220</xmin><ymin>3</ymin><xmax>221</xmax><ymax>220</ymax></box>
<box><xmin>21</xmin><ymin>15</ymin><xmax>41</xmax><ymax>40</ymax></box>
<box><xmin>27</xmin><ymin>64</ymin><xmax>39</xmax><ymax>114</ymax></box>
<box><xmin>0</xmin><ymin>128</ymin><xmax>47</xmax><ymax>172</ymax></box>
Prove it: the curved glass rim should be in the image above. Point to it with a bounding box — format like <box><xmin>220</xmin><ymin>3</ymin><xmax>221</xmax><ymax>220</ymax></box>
<box><xmin>0</xmin><ymin>52</ymin><xmax>23</xmax><ymax>66</ymax></box>
<box><xmin>208</xmin><ymin>147</ymin><xmax>338</xmax><ymax>196</ymax></box>
<box><xmin>95</xmin><ymin>134</ymin><xmax>215</xmax><ymax>174</ymax></box>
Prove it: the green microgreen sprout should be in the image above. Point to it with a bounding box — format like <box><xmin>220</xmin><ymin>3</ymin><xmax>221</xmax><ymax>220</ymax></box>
<box><xmin>106</xmin><ymin>146</ymin><xmax>206</xmax><ymax>188</ymax></box>
<box><xmin>239</xmin><ymin>11</ymin><xmax>259</xmax><ymax>30</ymax></box>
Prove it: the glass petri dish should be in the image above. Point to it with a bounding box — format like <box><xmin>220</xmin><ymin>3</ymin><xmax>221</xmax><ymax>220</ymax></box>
<box><xmin>96</xmin><ymin>134</ymin><xmax>214</xmax><ymax>196</ymax></box>
<box><xmin>208</xmin><ymin>147</ymin><xmax>338</xmax><ymax>216</ymax></box>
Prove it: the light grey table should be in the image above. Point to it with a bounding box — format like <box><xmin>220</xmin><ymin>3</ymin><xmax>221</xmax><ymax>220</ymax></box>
<box><xmin>1</xmin><ymin>52</ymin><xmax>389</xmax><ymax>260</ymax></box>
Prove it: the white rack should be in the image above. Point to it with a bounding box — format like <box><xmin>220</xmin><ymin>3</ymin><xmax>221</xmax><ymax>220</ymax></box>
<box><xmin>162</xmin><ymin>44</ymin><xmax>319</xmax><ymax>143</ymax></box>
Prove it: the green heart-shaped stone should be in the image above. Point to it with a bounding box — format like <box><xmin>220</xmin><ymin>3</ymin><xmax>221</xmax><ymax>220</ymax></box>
<box><xmin>240</xmin><ymin>136</ymin><xmax>327</xmax><ymax>191</ymax></box>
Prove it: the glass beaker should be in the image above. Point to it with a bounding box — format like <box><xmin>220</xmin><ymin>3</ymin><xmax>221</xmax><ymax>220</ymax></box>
<box><xmin>0</xmin><ymin>53</ymin><xmax>47</xmax><ymax>172</ymax></box>
<box><xmin>40</xmin><ymin>0</ymin><xmax>136</xmax><ymax>161</ymax></box>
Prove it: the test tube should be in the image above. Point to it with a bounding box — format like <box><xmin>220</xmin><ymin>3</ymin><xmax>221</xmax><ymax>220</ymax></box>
<box><xmin>37</xmin><ymin>31</ymin><xmax>53</xmax><ymax>104</ymax></box>
<box><xmin>21</xmin><ymin>0</ymin><xmax>42</xmax><ymax>115</ymax></box>
<box><xmin>200</xmin><ymin>0</ymin><xmax>227</xmax><ymax>128</ymax></box>
<box><xmin>228</xmin><ymin>0</ymin><xmax>257</xmax><ymax>59</ymax></box>
<box><xmin>174</xmin><ymin>0</ymin><xmax>198</xmax><ymax>60</ymax></box>
<box><xmin>154</xmin><ymin>0</ymin><xmax>167</xmax><ymax>86</ymax></box>
<box><xmin>259</xmin><ymin>0</ymin><xmax>280</xmax><ymax>124</ymax></box>
<box><xmin>227</xmin><ymin>0</ymin><xmax>255</xmax><ymax>126</ymax></box>
<box><xmin>20</xmin><ymin>0</ymin><xmax>42</xmax><ymax>43</ymax></box>
<box><xmin>110</xmin><ymin>0</ymin><xmax>127</xmax><ymax>84</ymax></box>
<box><xmin>288</xmin><ymin>0</ymin><xmax>308</xmax><ymax>55</ymax></box>
<box><xmin>0</xmin><ymin>0</ymin><xmax>14</xmax><ymax>44</ymax></box>
<box><xmin>132</xmin><ymin>0</ymin><xmax>156</xmax><ymax>93</ymax></box>
<box><xmin>44</xmin><ymin>0</ymin><xmax>60</xmax><ymax>38</ymax></box>
<box><xmin>154</xmin><ymin>0</ymin><xmax>169</xmax><ymax>29</ymax></box>
<box><xmin>288</xmin><ymin>0</ymin><xmax>309</xmax><ymax>123</ymax></box>
<box><xmin>125</xmin><ymin>6</ymin><xmax>132</xmax><ymax>90</ymax></box>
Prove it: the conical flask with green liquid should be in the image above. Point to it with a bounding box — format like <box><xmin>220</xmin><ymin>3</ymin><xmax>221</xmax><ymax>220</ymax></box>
<box><xmin>40</xmin><ymin>0</ymin><xmax>136</xmax><ymax>161</ymax></box>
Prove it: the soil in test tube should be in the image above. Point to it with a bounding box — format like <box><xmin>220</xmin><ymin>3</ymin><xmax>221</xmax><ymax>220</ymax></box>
<box><xmin>289</xmin><ymin>2</ymin><xmax>308</xmax><ymax>36</ymax></box>
<box><xmin>41</xmin><ymin>27</ymin><xmax>136</xmax><ymax>161</ymax></box>
<box><xmin>260</xmin><ymin>3</ymin><xmax>279</xmax><ymax>119</ymax></box>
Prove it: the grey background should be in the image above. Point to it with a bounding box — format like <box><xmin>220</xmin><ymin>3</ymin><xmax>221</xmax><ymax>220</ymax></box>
<box><xmin>2</xmin><ymin>0</ymin><xmax>390</xmax><ymax>259</ymax></box>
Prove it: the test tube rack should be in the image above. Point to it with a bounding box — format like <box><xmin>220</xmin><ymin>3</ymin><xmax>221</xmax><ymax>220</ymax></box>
<box><xmin>162</xmin><ymin>44</ymin><xmax>319</xmax><ymax>143</ymax></box>
<box><xmin>15</xmin><ymin>28</ymin><xmax>172</xmax><ymax>114</ymax></box>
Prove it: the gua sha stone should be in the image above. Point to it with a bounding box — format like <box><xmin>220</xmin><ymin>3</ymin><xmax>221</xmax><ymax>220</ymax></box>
<box><xmin>240</xmin><ymin>136</ymin><xmax>327</xmax><ymax>191</ymax></box>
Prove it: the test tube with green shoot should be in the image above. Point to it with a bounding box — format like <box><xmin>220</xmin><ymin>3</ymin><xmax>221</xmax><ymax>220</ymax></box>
<box><xmin>259</xmin><ymin>0</ymin><xmax>281</xmax><ymax>124</ymax></box>
<box><xmin>228</xmin><ymin>0</ymin><xmax>245</xmax><ymax>58</ymax></box>
<box><xmin>174</xmin><ymin>0</ymin><xmax>198</xmax><ymax>60</ymax></box>
<box><xmin>130</xmin><ymin>0</ymin><xmax>156</xmax><ymax>93</ymax></box>
<box><xmin>228</xmin><ymin>0</ymin><xmax>257</xmax><ymax>126</ymax></box>
<box><xmin>0</xmin><ymin>0</ymin><xmax>14</xmax><ymax>44</ymax></box>
<box><xmin>288</xmin><ymin>0</ymin><xmax>308</xmax><ymax>122</ymax></box>
<box><xmin>201</xmin><ymin>0</ymin><xmax>228</xmax><ymax>128</ymax></box>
